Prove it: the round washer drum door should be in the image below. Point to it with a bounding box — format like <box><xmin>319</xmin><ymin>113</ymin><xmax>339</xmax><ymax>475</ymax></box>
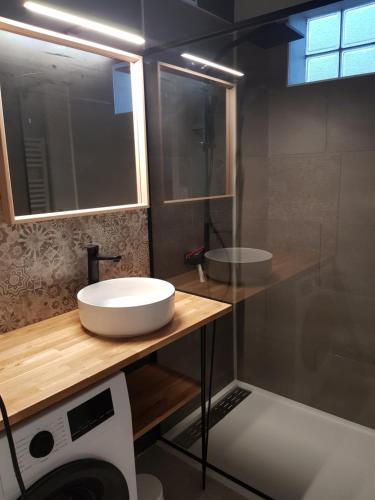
<box><xmin>17</xmin><ymin>459</ymin><xmax>129</xmax><ymax>500</ymax></box>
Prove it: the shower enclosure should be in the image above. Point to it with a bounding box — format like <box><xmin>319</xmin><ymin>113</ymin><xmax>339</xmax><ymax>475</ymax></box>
<box><xmin>146</xmin><ymin>1</ymin><xmax>375</xmax><ymax>498</ymax></box>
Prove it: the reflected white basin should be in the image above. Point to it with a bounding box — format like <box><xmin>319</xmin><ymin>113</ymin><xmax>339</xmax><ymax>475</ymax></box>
<box><xmin>205</xmin><ymin>247</ymin><xmax>273</xmax><ymax>285</ymax></box>
<box><xmin>77</xmin><ymin>278</ymin><xmax>175</xmax><ymax>338</ymax></box>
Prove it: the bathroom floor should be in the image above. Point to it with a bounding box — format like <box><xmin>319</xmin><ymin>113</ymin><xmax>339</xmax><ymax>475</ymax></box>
<box><xmin>136</xmin><ymin>444</ymin><xmax>256</xmax><ymax>499</ymax></box>
<box><xmin>166</xmin><ymin>382</ymin><xmax>375</xmax><ymax>500</ymax></box>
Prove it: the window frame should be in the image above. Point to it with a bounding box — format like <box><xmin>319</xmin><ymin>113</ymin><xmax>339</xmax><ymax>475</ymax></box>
<box><xmin>0</xmin><ymin>16</ymin><xmax>149</xmax><ymax>224</ymax></box>
<box><xmin>305</xmin><ymin>2</ymin><xmax>375</xmax><ymax>82</ymax></box>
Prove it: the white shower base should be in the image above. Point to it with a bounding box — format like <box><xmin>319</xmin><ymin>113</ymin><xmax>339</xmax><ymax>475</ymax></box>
<box><xmin>165</xmin><ymin>381</ymin><xmax>375</xmax><ymax>500</ymax></box>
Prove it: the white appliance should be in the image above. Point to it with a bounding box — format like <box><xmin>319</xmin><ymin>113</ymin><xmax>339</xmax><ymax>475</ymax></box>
<box><xmin>0</xmin><ymin>372</ymin><xmax>137</xmax><ymax>500</ymax></box>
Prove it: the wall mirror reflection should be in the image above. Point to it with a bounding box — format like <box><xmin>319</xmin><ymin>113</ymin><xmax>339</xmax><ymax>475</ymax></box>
<box><xmin>159</xmin><ymin>63</ymin><xmax>235</xmax><ymax>204</ymax></box>
<box><xmin>0</xmin><ymin>18</ymin><xmax>148</xmax><ymax>223</ymax></box>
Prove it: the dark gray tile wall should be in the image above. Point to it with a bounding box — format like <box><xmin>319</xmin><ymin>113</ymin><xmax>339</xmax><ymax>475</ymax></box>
<box><xmin>237</xmin><ymin>43</ymin><xmax>375</xmax><ymax>429</ymax></box>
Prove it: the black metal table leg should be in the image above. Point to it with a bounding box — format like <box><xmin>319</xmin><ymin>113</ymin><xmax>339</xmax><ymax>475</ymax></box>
<box><xmin>200</xmin><ymin>320</ymin><xmax>217</xmax><ymax>490</ymax></box>
<box><xmin>200</xmin><ymin>325</ymin><xmax>207</xmax><ymax>489</ymax></box>
<box><xmin>205</xmin><ymin>320</ymin><xmax>216</xmax><ymax>452</ymax></box>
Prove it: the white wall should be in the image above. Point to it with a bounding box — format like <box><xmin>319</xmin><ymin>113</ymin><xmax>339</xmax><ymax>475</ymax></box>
<box><xmin>235</xmin><ymin>0</ymin><xmax>311</xmax><ymax>21</ymax></box>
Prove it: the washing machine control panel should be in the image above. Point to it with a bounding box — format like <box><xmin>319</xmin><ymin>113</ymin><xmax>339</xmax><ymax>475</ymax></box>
<box><xmin>14</xmin><ymin>415</ymin><xmax>69</xmax><ymax>474</ymax></box>
<box><xmin>67</xmin><ymin>388</ymin><xmax>114</xmax><ymax>441</ymax></box>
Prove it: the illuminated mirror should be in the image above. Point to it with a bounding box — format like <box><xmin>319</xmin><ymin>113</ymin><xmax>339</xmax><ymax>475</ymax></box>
<box><xmin>0</xmin><ymin>18</ymin><xmax>148</xmax><ymax>223</ymax></box>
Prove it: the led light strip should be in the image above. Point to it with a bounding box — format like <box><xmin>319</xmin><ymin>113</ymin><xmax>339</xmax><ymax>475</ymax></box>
<box><xmin>24</xmin><ymin>1</ymin><xmax>145</xmax><ymax>45</ymax></box>
<box><xmin>181</xmin><ymin>52</ymin><xmax>244</xmax><ymax>77</ymax></box>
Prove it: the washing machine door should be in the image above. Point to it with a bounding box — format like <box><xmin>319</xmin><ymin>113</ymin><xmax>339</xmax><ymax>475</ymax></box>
<box><xmin>19</xmin><ymin>459</ymin><xmax>129</xmax><ymax>500</ymax></box>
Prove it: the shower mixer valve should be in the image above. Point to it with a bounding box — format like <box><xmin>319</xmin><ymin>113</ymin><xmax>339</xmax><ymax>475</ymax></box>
<box><xmin>184</xmin><ymin>247</ymin><xmax>206</xmax><ymax>283</ymax></box>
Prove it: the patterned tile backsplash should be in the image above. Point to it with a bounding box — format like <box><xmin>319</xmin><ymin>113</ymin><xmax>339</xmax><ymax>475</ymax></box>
<box><xmin>0</xmin><ymin>208</ymin><xmax>149</xmax><ymax>333</ymax></box>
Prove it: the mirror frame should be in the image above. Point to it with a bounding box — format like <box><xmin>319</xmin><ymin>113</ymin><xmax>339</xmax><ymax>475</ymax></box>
<box><xmin>0</xmin><ymin>16</ymin><xmax>149</xmax><ymax>224</ymax></box>
<box><xmin>158</xmin><ymin>62</ymin><xmax>236</xmax><ymax>205</ymax></box>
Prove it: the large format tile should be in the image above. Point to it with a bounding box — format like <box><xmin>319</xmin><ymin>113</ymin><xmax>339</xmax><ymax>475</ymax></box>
<box><xmin>238</xmin><ymin>288</ymin><xmax>298</xmax><ymax>401</ymax></box>
<box><xmin>239</xmin><ymin>88</ymin><xmax>269</xmax><ymax>158</ymax></box>
<box><xmin>266</xmin><ymin>218</ymin><xmax>322</xmax><ymax>255</ymax></box>
<box><xmin>238</xmin><ymin>270</ymin><xmax>375</xmax><ymax>429</ymax></box>
<box><xmin>268</xmin><ymin>154</ymin><xmax>341</xmax><ymax>223</ymax></box>
<box><xmin>239</xmin><ymin>156</ymin><xmax>269</xmax><ymax>219</ymax></box>
<box><xmin>237</xmin><ymin>155</ymin><xmax>269</xmax><ymax>249</ymax></box>
<box><xmin>268</xmin><ymin>86</ymin><xmax>327</xmax><ymax>155</ymax></box>
<box><xmin>327</xmin><ymin>76</ymin><xmax>375</xmax><ymax>152</ymax></box>
<box><xmin>311</xmin><ymin>353</ymin><xmax>375</xmax><ymax>428</ymax></box>
<box><xmin>339</xmin><ymin>151</ymin><xmax>375</xmax><ymax>225</ymax></box>
<box><xmin>237</xmin><ymin>218</ymin><xmax>268</xmax><ymax>252</ymax></box>
<box><xmin>335</xmin><ymin>222</ymin><xmax>375</xmax><ymax>297</ymax></box>
<box><xmin>152</xmin><ymin>203</ymin><xmax>201</xmax><ymax>278</ymax></box>
<box><xmin>266</xmin><ymin>154</ymin><xmax>340</xmax><ymax>257</ymax></box>
<box><xmin>296</xmin><ymin>286</ymin><xmax>375</xmax><ymax>365</ymax></box>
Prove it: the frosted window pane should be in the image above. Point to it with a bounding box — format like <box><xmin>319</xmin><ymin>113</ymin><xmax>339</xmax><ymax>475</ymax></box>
<box><xmin>343</xmin><ymin>3</ymin><xmax>375</xmax><ymax>47</ymax></box>
<box><xmin>113</xmin><ymin>64</ymin><xmax>133</xmax><ymax>115</ymax></box>
<box><xmin>306</xmin><ymin>52</ymin><xmax>339</xmax><ymax>82</ymax></box>
<box><xmin>306</xmin><ymin>12</ymin><xmax>341</xmax><ymax>54</ymax></box>
<box><xmin>341</xmin><ymin>45</ymin><xmax>375</xmax><ymax>76</ymax></box>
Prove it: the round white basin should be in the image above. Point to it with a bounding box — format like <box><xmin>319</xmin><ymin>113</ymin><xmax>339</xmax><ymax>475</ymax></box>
<box><xmin>205</xmin><ymin>247</ymin><xmax>273</xmax><ymax>285</ymax></box>
<box><xmin>77</xmin><ymin>278</ymin><xmax>175</xmax><ymax>338</ymax></box>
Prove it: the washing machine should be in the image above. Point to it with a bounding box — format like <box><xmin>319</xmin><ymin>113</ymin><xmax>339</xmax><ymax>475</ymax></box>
<box><xmin>0</xmin><ymin>372</ymin><xmax>137</xmax><ymax>499</ymax></box>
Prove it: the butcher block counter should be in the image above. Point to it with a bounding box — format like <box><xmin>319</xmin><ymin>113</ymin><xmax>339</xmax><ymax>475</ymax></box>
<box><xmin>0</xmin><ymin>291</ymin><xmax>232</xmax><ymax>437</ymax></box>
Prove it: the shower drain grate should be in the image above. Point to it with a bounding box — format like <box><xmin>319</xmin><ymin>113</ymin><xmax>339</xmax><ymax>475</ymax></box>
<box><xmin>173</xmin><ymin>387</ymin><xmax>251</xmax><ymax>449</ymax></box>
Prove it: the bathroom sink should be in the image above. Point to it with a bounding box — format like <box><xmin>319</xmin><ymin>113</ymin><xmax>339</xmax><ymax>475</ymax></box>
<box><xmin>77</xmin><ymin>278</ymin><xmax>175</xmax><ymax>338</ymax></box>
<box><xmin>205</xmin><ymin>247</ymin><xmax>273</xmax><ymax>286</ymax></box>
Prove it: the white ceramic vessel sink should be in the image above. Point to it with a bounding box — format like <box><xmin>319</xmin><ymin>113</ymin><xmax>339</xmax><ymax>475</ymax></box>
<box><xmin>205</xmin><ymin>247</ymin><xmax>273</xmax><ymax>285</ymax></box>
<box><xmin>77</xmin><ymin>278</ymin><xmax>175</xmax><ymax>338</ymax></box>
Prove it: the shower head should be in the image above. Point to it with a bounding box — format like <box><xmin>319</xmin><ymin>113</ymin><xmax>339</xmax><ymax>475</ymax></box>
<box><xmin>244</xmin><ymin>22</ymin><xmax>304</xmax><ymax>49</ymax></box>
<box><xmin>212</xmin><ymin>21</ymin><xmax>304</xmax><ymax>64</ymax></box>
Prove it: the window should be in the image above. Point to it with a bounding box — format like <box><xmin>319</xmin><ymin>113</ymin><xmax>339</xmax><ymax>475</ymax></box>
<box><xmin>305</xmin><ymin>2</ymin><xmax>375</xmax><ymax>82</ymax></box>
<box><xmin>113</xmin><ymin>62</ymin><xmax>133</xmax><ymax>115</ymax></box>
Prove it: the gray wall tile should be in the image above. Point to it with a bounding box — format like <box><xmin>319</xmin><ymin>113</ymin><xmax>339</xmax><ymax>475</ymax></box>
<box><xmin>340</xmin><ymin>151</ymin><xmax>375</xmax><ymax>225</ymax></box>
<box><xmin>268</xmin><ymin>154</ymin><xmax>341</xmax><ymax>223</ymax></box>
<box><xmin>327</xmin><ymin>77</ymin><xmax>375</xmax><ymax>153</ymax></box>
<box><xmin>269</xmin><ymin>86</ymin><xmax>327</xmax><ymax>155</ymax></box>
<box><xmin>335</xmin><ymin>223</ymin><xmax>375</xmax><ymax>297</ymax></box>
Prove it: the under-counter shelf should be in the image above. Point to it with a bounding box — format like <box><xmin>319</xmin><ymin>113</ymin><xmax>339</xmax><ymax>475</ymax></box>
<box><xmin>127</xmin><ymin>364</ymin><xmax>200</xmax><ymax>440</ymax></box>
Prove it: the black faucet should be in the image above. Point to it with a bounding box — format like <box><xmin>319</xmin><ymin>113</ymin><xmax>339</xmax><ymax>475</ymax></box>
<box><xmin>86</xmin><ymin>245</ymin><xmax>122</xmax><ymax>285</ymax></box>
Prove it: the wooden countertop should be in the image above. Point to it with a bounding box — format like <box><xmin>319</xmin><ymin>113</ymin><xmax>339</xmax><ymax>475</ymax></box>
<box><xmin>0</xmin><ymin>291</ymin><xmax>231</xmax><ymax>430</ymax></box>
<box><xmin>170</xmin><ymin>252</ymin><xmax>321</xmax><ymax>304</ymax></box>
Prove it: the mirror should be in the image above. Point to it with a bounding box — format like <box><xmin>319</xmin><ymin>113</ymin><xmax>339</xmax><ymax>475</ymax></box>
<box><xmin>0</xmin><ymin>18</ymin><xmax>148</xmax><ymax>223</ymax></box>
<box><xmin>159</xmin><ymin>63</ymin><xmax>235</xmax><ymax>204</ymax></box>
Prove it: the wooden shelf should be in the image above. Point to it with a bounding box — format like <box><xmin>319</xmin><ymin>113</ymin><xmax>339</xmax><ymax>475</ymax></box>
<box><xmin>0</xmin><ymin>291</ymin><xmax>231</xmax><ymax>430</ymax></box>
<box><xmin>170</xmin><ymin>252</ymin><xmax>322</xmax><ymax>305</ymax></box>
<box><xmin>128</xmin><ymin>364</ymin><xmax>200</xmax><ymax>440</ymax></box>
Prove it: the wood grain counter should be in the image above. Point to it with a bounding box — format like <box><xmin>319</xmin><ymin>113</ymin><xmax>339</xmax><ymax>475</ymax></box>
<box><xmin>0</xmin><ymin>291</ymin><xmax>231</xmax><ymax>430</ymax></box>
<box><xmin>170</xmin><ymin>252</ymin><xmax>321</xmax><ymax>304</ymax></box>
